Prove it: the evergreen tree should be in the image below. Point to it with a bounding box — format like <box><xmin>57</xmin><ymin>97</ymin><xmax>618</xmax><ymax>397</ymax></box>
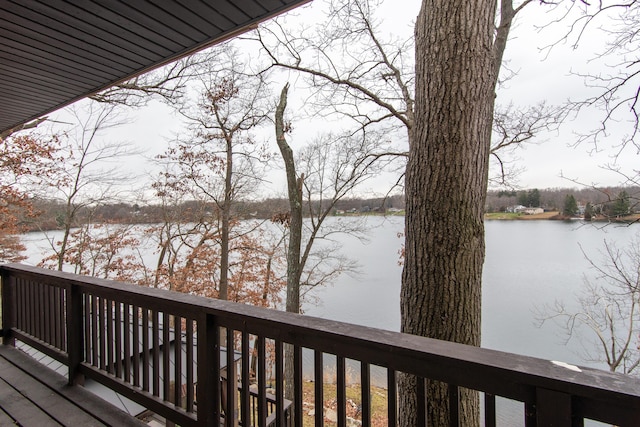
<box><xmin>517</xmin><ymin>189</ymin><xmax>541</xmax><ymax>207</ymax></box>
<box><xmin>563</xmin><ymin>194</ymin><xmax>578</xmax><ymax>216</ymax></box>
<box><xmin>529</xmin><ymin>189</ymin><xmax>541</xmax><ymax>207</ymax></box>
<box><xmin>517</xmin><ymin>191</ymin><xmax>528</xmax><ymax>206</ymax></box>
<box><xmin>611</xmin><ymin>191</ymin><xmax>631</xmax><ymax>217</ymax></box>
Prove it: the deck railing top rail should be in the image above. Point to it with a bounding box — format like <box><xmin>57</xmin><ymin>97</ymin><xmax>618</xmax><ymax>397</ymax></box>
<box><xmin>2</xmin><ymin>262</ymin><xmax>640</xmax><ymax>426</ymax></box>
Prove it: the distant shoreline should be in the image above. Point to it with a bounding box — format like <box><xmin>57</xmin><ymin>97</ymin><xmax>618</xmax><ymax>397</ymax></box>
<box><xmin>484</xmin><ymin>211</ymin><xmax>640</xmax><ymax>223</ymax></box>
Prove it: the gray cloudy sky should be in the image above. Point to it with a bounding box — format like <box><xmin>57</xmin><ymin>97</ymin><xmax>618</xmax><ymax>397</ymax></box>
<box><xmin>50</xmin><ymin>0</ymin><xmax>638</xmax><ymax>196</ymax></box>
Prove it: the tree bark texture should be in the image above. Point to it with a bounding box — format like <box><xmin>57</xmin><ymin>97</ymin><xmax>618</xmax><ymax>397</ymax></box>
<box><xmin>275</xmin><ymin>83</ymin><xmax>304</xmax><ymax>401</ymax></box>
<box><xmin>400</xmin><ymin>1</ymin><xmax>497</xmax><ymax>426</ymax></box>
<box><xmin>275</xmin><ymin>83</ymin><xmax>304</xmax><ymax>315</ymax></box>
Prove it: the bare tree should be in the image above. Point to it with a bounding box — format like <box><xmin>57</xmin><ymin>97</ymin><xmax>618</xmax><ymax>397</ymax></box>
<box><xmin>275</xmin><ymin>83</ymin><xmax>389</xmax><ymax>313</ymax></box>
<box><xmin>258</xmin><ymin>0</ymin><xmax>540</xmax><ymax>423</ymax></box>
<box><xmin>276</xmin><ymin>82</ymin><xmax>391</xmax><ymax>399</ymax></box>
<box><xmin>146</xmin><ymin>164</ymin><xmax>215</xmax><ymax>290</ymax></box>
<box><xmin>89</xmin><ymin>50</ymin><xmax>218</xmax><ymax>107</ymax></box>
<box><xmin>161</xmin><ymin>47</ymin><xmax>271</xmax><ymax>300</ymax></box>
<box><xmin>37</xmin><ymin>102</ymin><xmax>138</xmax><ymax>272</ymax></box>
<box><xmin>542</xmin><ymin>1</ymin><xmax>640</xmax><ymax>157</ymax></box>
<box><xmin>491</xmin><ymin>102</ymin><xmax>567</xmax><ymax>188</ymax></box>
<box><xmin>0</xmin><ymin>117</ymin><xmax>50</xmax><ymax>141</ymax></box>
<box><xmin>0</xmin><ymin>131</ymin><xmax>61</xmax><ymax>262</ymax></box>
<box><xmin>275</xmin><ymin>83</ymin><xmax>305</xmax><ymax>315</ymax></box>
<box><xmin>538</xmin><ymin>237</ymin><xmax>640</xmax><ymax>375</ymax></box>
<box><xmin>252</xmin><ymin>0</ymin><xmax>414</xmax><ymax>134</ymax></box>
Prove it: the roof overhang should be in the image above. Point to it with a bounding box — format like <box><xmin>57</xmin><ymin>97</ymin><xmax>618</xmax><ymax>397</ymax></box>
<box><xmin>0</xmin><ymin>0</ymin><xmax>311</xmax><ymax>136</ymax></box>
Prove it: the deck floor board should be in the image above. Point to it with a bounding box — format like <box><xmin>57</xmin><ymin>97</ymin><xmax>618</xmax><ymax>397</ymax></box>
<box><xmin>0</xmin><ymin>407</ymin><xmax>17</xmax><ymax>425</ymax></box>
<box><xmin>0</xmin><ymin>345</ymin><xmax>146</xmax><ymax>427</ymax></box>
<box><xmin>0</xmin><ymin>376</ymin><xmax>62</xmax><ymax>426</ymax></box>
<box><xmin>0</xmin><ymin>356</ymin><xmax>102</xmax><ymax>426</ymax></box>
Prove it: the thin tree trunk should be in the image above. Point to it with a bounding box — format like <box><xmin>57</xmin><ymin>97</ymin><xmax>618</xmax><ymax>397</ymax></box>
<box><xmin>219</xmin><ymin>138</ymin><xmax>233</xmax><ymax>301</ymax></box>
<box><xmin>275</xmin><ymin>83</ymin><xmax>304</xmax><ymax>401</ymax></box>
<box><xmin>276</xmin><ymin>83</ymin><xmax>304</xmax><ymax>313</ymax></box>
<box><xmin>400</xmin><ymin>1</ymin><xmax>497</xmax><ymax>425</ymax></box>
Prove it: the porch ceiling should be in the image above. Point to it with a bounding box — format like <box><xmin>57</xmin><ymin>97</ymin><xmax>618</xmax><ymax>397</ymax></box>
<box><xmin>0</xmin><ymin>0</ymin><xmax>310</xmax><ymax>135</ymax></box>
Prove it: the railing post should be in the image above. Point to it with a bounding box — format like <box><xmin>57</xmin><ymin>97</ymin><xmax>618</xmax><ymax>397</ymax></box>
<box><xmin>66</xmin><ymin>283</ymin><xmax>84</xmax><ymax>385</ymax></box>
<box><xmin>535</xmin><ymin>388</ymin><xmax>572</xmax><ymax>426</ymax></box>
<box><xmin>1</xmin><ymin>270</ymin><xmax>15</xmax><ymax>346</ymax></box>
<box><xmin>197</xmin><ymin>312</ymin><xmax>220</xmax><ymax>427</ymax></box>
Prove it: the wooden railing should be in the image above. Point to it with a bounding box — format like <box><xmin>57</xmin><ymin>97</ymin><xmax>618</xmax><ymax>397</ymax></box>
<box><xmin>1</xmin><ymin>263</ymin><xmax>640</xmax><ymax>426</ymax></box>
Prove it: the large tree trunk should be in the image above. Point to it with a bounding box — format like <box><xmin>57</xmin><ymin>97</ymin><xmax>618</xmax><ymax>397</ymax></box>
<box><xmin>400</xmin><ymin>1</ymin><xmax>497</xmax><ymax>425</ymax></box>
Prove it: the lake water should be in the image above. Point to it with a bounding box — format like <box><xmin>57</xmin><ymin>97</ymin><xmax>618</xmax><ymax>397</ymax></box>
<box><xmin>305</xmin><ymin>217</ymin><xmax>637</xmax><ymax>363</ymax></box>
<box><xmin>301</xmin><ymin>217</ymin><xmax>637</xmax><ymax>426</ymax></box>
<box><xmin>20</xmin><ymin>217</ymin><xmax>638</xmax><ymax>425</ymax></box>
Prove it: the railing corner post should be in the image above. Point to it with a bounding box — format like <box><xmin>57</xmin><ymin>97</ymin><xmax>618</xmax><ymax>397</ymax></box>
<box><xmin>1</xmin><ymin>269</ymin><xmax>16</xmax><ymax>346</ymax></box>
<box><xmin>66</xmin><ymin>283</ymin><xmax>84</xmax><ymax>385</ymax></box>
<box><xmin>535</xmin><ymin>388</ymin><xmax>572</xmax><ymax>427</ymax></box>
<box><xmin>197</xmin><ymin>312</ymin><xmax>220</xmax><ymax>427</ymax></box>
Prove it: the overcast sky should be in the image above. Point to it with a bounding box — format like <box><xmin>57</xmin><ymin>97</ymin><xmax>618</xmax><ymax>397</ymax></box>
<box><xmin>49</xmin><ymin>0</ymin><xmax>638</xmax><ymax>197</ymax></box>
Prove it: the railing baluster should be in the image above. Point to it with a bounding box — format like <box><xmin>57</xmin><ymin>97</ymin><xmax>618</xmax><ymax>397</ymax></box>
<box><xmin>290</xmin><ymin>345</ymin><xmax>300</xmax><ymax>427</ymax></box>
<box><xmin>124</xmin><ymin>303</ymin><xmax>131</xmax><ymax>383</ymax></box>
<box><xmin>361</xmin><ymin>362</ymin><xmax>371</xmax><ymax>426</ymax></box>
<box><xmin>98</xmin><ymin>296</ymin><xmax>106</xmax><ymax>370</ymax></box>
<box><xmin>30</xmin><ymin>280</ymin><xmax>36</xmax><ymax>337</ymax></box>
<box><xmin>225</xmin><ymin>327</ymin><xmax>237</xmax><ymax>426</ymax></box>
<box><xmin>240</xmin><ymin>332</ymin><xmax>250</xmax><ymax>426</ymax></box>
<box><xmin>258</xmin><ymin>336</ymin><xmax>267</xmax><ymax>427</ymax></box>
<box><xmin>387</xmin><ymin>369</ymin><xmax>397</xmax><ymax>427</ymax></box>
<box><xmin>15</xmin><ymin>277</ymin><xmax>24</xmax><ymax>336</ymax></box>
<box><xmin>174</xmin><ymin>315</ymin><xmax>182</xmax><ymax>409</ymax></box>
<box><xmin>27</xmin><ymin>279</ymin><xmax>33</xmax><ymax>336</ymax></box>
<box><xmin>525</xmin><ymin>401</ymin><xmax>536</xmax><ymax>427</ymax></box>
<box><xmin>186</xmin><ymin>319</ymin><xmax>194</xmax><ymax>413</ymax></box>
<box><xmin>48</xmin><ymin>285</ymin><xmax>55</xmax><ymax>345</ymax></box>
<box><xmin>314</xmin><ymin>350</ymin><xmax>323</xmax><ymax>427</ymax></box>
<box><xmin>275</xmin><ymin>339</ymin><xmax>284</xmax><ymax>427</ymax></box>
<box><xmin>449</xmin><ymin>384</ymin><xmax>460</xmax><ymax>427</ymax></box>
<box><xmin>54</xmin><ymin>286</ymin><xmax>62</xmax><ymax>349</ymax></box>
<box><xmin>106</xmin><ymin>298</ymin><xmax>114</xmax><ymax>374</ymax></box>
<box><xmin>484</xmin><ymin>393</ymin><xmax>496</xmax><ymax>427</ymax></box>
<box><xmin>133</xmin><ymin>305</ymin><xmax>141</xmax><ymax>388</ymax></box>
<box><xmin>115</xmin><ymin>302</ymin><xmax>122</xmax><ymax>378</ymax></box>
<box><xmin>417</xmin><ymin>377</ymin><xmax>427</xmax><ymax>427</ymax></box>
<box><xmin>28</xmin><ymin>279</ymin><xmax>33</xmax><ymax>336</ymax></box>
<box><xmin>36</xmin><ymin>281</ymin><xmax>43</xmax><ymax>339</ymax></box>
<box><xmin>142</xmin><ymin>308</ymin><xmax>150</xmax><ymax>392</ymax></box>
<box><xmin>84</xmin><ymin>293</ymin><xmax>91</xmax><ymax>363</ymax></box>
<box><xmin>163</xmin><ymin>312</ymin><xmax>170</xmax><ymax>401</ymax></box>
<box><xmin>92</xmin><ymin>294</ymin><xmax>99</xmax><ymax>366</ymax></box>
<box><xmin>40</xmin><ymin>282</ymin><xmax>46</xmax><ymax>341</ymax></box>
<box><xmin>21</xmin><ymin>279</ymin><xmax>27</xmax><ymax>335</ymax></box>
<box><xmin>337</xmin><ymin>355</ymin><xmax>346</xmax><ymax>426</ymax></box>
<box><xmin>153</xmin><ymin>310</ymin><xmax>160</xmax><ymax>396</ymax></box>
<box><xmin>43</xmin><ymin>284</ymin><xmax>51</xmax><ymax>344</ymax></box>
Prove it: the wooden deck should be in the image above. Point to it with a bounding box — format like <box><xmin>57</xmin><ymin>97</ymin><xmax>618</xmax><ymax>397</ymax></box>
<box><xmin>0</xmin><ymin>345</ymin><xmax>146</xmax><ymax>427</ymax></box>
<box><xmin>3</xmin><ymin>264</ymin><xmax>640</xmax><ymax>426</ymax></box>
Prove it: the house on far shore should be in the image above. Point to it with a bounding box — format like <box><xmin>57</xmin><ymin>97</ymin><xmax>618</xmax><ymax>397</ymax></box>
<box><xmin>506</xmin><ymin>205</ymin><xmax>543</xmax><ymax>215</ymax></box>
<box><xmin>506</xmin><ymin>205</ymin><xmax>526</xmax><ymax>213</ymax></box>
<box><xmin>522</xmin><ymin>207</ymin><xmax>543</xmax><ymax>215</ymax></box>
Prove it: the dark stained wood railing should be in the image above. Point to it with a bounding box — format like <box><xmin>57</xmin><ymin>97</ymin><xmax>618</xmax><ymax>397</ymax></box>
<box><xmin>2</xmin><ymin>263</ymin><xmax>640</xmax><ymax>426</ymax></box>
